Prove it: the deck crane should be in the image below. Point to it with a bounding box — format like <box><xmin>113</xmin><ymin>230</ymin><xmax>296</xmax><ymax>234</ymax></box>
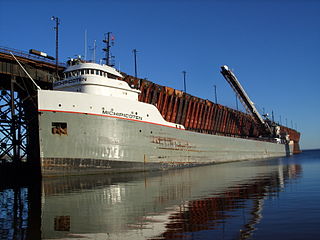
<box><xmin>220</xmin><ymin>65</ymin><xmax>273</xmax><ymax>137</ymax></box>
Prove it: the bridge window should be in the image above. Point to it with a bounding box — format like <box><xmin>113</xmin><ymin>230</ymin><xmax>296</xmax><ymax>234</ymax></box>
<box><xmin>80</xmin><ymin>69</ymin><xmax>84</xmax><ymax>75</ymax></box>
<box><xmin>107</xmin><ymin>73</ymin><xmax>117</xmax><ymax>79</ymax></box>
<box><xmin>90</xmin><ymin>69</ymin><xmax>94</xmax><ymax>74</ymax></box>
<box><xmin>85</xmin><ymin>69</ymin><xmax>89</xmax><ymax>74</ymax></box>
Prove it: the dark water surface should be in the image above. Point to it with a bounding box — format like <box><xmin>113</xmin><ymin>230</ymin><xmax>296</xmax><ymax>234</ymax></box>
<box><xmin>1</xmin><ymin>150</ymin><xmax>320</xmax><ymax>240</ymax></box>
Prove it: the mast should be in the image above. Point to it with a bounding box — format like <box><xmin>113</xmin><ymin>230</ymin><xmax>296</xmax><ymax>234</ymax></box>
<box><xmin>103</xmin><ymin>32</ymin><xmax>114</xmax><ymax>66</ymax></box>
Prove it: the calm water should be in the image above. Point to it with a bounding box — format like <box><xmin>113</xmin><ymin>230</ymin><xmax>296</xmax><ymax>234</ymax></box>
<box><xmin>1</xmin><ymin>150</ymin><xmax>320</xmax><ymax>240</ymax></box>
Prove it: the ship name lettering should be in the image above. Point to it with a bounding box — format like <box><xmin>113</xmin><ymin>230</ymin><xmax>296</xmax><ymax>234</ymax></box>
<box><xmin>102</xmin><ymin>109</ymin><xmax>142</xmax><ymax>121</ymax></box>
<box><xmin>53</xmin><ymin>77</ymin><xmax>87</xmax><ymax>87</ymax></box>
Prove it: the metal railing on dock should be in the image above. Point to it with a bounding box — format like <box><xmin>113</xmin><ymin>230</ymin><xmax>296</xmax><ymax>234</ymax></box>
<box><xmin>0</xmin><ymin>46</ymin><xmax>65</xmax><ymax>67</ymax></box>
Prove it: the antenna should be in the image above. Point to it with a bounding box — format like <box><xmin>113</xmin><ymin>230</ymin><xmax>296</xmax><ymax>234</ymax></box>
<box><xmin>84</xmin><ymin>30</ymin><xmax>87</xmax><ymax>60</ymax></box>
<box><xmin>93</xmin><ymin>40</ymin><xmax>96</xmax><ymax>63</ymax></box>
<box><xmin>103</xmin><ymin>32</ymin><xmax>115</xmax><ymax>66</ymax></box>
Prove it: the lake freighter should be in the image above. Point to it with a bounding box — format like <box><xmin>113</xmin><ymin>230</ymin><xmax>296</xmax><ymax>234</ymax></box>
<box><xmin>37</xmin><ymin>57</ymin><xmax>300</xmax><ymax>176</ymax></box>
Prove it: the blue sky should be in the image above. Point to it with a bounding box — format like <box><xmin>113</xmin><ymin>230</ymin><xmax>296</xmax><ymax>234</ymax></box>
<box><xmin>1</xmin><ymin>0</ymin><xmax>319</xmax><ymax>149</ymax></box>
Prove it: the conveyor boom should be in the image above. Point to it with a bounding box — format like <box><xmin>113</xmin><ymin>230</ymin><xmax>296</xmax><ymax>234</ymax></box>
<box><xmin>220</xmin><ymin>65</ymin><xmax>272</xmax><ymax>135</ymax></box>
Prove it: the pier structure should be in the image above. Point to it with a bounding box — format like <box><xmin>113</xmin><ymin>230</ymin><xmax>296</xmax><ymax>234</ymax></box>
<box><xmin>0</xmin><ymin>47</ymin><xmax>63</xmax><ymax>174</ymax></box>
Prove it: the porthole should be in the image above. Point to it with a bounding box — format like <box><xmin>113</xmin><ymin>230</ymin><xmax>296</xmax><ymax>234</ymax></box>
<box><xmin>139</xmin><ymin>130</ymin><xmax>142</xmax><ymax>133</ymax></box>
<box><xmin>58</xmin><ymin>104</ymin><xmax>62</xmax><ymax>107</ymax></box>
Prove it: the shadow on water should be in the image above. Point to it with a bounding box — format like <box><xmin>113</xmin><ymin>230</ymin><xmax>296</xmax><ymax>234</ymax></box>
<box><xmin>0</xmin><ymin>176</ymin><xmax>41</xmax><ymax>240</ymax></box>
<box><xmin>0</xmin><ymin>155</ymin><xmax>304</xmax><ymax>240</ymax></box>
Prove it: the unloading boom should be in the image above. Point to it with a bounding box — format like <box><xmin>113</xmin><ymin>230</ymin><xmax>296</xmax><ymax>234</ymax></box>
<box><xmin>220</xmin><ymin>65</ymin><xmax>272</xmax><ymax>135</ymax></box>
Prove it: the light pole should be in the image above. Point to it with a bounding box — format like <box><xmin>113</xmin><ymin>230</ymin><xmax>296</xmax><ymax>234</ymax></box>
<box><xmin>133</xmin><ymin>49</ymin><xmax>138</xmax><ymax>78</ymax></box>
<box><xmin>214</xmin><ymin>85</ymin><xmax>217</xmax><ymax>104</ymax></box>
<box><xmin>51</xmin><ymin>16</ymin><xmax>60</xmax><ymax>76</ymax></box>
<box><xmin>182</xmin><ymin>71</ymin><xmax>186</xmax><ymax>92</ymax></box>
<box><xmin>235</xmin><ymin>94</ymin><xmax>239</xmax><ymax>110</ymax></box>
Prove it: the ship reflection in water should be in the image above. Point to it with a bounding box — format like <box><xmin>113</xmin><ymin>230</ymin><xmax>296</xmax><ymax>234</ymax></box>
<box><xmin>0</xmin><ymin>156</ymin><xmax>303</xmax><ymax>240</ymax></box>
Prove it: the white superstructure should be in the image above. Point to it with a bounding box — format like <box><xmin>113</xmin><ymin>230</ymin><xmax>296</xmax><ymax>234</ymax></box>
<box><xmin>53</xmin><ymin>59</ymin><xmax>140</xmax><ymax>100</ymax></box>
<box><xmin>49</xmin><ymin>59</ymin><xmax>184</xmax><ymax>129</ymax></box>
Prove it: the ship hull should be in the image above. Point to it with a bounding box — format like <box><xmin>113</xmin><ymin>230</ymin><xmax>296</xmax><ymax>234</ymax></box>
<box><xmin>39</xmin><ymin>109</ymin><xmax>292</xmax><ymax>177</ymax></box>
